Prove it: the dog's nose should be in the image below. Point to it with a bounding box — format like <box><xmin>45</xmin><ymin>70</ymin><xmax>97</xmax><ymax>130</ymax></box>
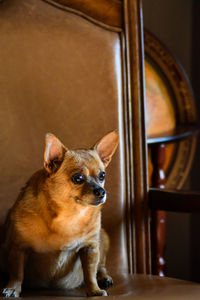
<box><xmin>93</xmin><ymin>187</ymin><xmax>106</xmax><ymax>199</ymax></box>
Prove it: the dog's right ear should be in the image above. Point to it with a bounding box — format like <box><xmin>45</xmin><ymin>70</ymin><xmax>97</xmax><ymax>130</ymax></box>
<box><xmin>94</xmin><ymin>131</ymin><xmax>119</xmax><ymax>168</ymax></box>
<box><xmin>44</xmin><ymin>133</ymin><xmax>67</xmax><ymax>173</ymax></box>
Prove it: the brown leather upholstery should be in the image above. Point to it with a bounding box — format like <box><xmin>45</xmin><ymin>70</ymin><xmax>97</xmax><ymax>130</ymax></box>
<box><xmin>1</xmin><ymin>0</ymin><xmax>200</xmax><ymax>298</ymax></box>
<box><xmin>0</xmin><ymin>0</ymin><xmax>126</xmax><ymax>274</ymax></box>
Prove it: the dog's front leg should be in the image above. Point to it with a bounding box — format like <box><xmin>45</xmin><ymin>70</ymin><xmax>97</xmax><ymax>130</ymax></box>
<box><xmin>2</xmin><ymin>247</ymin><xmax>25</xmax><ymax>297</ymax></box>
<box><xmin>80</xmin><ymin>245</ymin><xmax>107</xmax><ymax>297</ymax></box>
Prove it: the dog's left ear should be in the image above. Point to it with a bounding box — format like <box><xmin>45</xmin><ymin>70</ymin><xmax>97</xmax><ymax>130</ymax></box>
<box><xmin>44</xmin><ymin>133</ymin><xmax>67</xmax><ymax>173</ymax></box>
<box><xmin>94</xmin><ymin>131</ymin><xmax>119</xmax><ymax>168</ymax></box>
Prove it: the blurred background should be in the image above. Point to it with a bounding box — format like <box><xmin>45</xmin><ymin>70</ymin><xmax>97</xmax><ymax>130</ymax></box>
<box><xmin>143</xmin><ymin>0</ymin><xmax>200</xmax><ymax>282</ymax></box>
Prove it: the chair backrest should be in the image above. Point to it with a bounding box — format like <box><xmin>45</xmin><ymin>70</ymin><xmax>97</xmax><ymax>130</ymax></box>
<box><xmin>0</xmin><ymin>0</ymin><xmax>150</xmax><ymax>275</ymax></box>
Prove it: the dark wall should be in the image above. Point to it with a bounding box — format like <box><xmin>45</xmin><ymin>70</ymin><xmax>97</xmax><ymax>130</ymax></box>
<box><xmin>143</xmin><ymin>0</ymin><xmax>200</xmax><ymax>281</ymax></box>
<box><xmin>143</xmin><ymin>0</ymin><xmax>192</xmax><ymax>75</ymax></box>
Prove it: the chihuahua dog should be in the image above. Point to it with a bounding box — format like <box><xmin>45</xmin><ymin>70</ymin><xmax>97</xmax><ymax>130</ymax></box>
<box><xmin>0</xmin><ymin>131</ymin><xmax>119</xmax><ymax>297</ymax></box>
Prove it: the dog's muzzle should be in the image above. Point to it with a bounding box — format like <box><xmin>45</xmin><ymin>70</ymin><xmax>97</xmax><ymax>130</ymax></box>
<box><xmin>93</xmin><ymin>187</ymin><xmax>106</xmax><ymax>206</ymax></box>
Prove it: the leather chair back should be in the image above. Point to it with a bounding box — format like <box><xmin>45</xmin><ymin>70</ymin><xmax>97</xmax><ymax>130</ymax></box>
<box><xmin>0</xmin><ymin>0</ymin><xmax>149</xmax><ymax>276</ymax></box>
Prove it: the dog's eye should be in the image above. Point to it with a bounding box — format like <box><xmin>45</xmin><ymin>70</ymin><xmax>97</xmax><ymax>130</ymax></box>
<box><xmin>98</xmin><ymin>171</ymin><xmax>106</xmax><ymax>182</ymax></box>
<box><xmin>72</xmin><ymin>173</ymin><xmax>85</xmax><ymax>185</ymax></box>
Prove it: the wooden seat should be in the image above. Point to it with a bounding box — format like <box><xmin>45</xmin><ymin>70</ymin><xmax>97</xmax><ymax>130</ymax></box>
<box><xmin>1</xmin><ymin>0</ymin><xmax>200</xmax><ymax>298</ymax></box>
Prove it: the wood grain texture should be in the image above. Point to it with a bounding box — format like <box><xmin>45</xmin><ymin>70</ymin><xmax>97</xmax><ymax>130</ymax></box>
<box><xmin>43</xmin><ymin>0</ymin><xmax>123</xmax><ymax>31</ymax></box>
<box><xmin>124</xmin><ymin>0</ymin><xmax>151</xmax><ymax>275</ymax></box>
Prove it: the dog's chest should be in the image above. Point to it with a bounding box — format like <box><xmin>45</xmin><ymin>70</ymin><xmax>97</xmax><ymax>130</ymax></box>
<box><xmin>20</xmin><ymin>207</ymin><xmax>101</xmax><ymax>252</ymax></box>
<box><xmin>48</xmin><ymin>210</ymin><xmax>101</xmax><ymax>251</ymax></box>
<box><xmin>30</xmin><ymin>226</ymin><xmax>98</xmax><ymax>253</ymax></box>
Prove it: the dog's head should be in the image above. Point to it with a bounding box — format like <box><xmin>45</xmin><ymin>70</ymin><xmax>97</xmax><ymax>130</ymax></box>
<box><xmin>43</xmin><ymin>131</ymin><xmax>119</xmax><ymax>207</ymax></box>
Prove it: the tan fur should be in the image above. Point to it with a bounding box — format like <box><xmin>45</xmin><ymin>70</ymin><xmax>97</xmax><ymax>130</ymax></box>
<box><xmin>0</xmin><ymin>131</ymin><xmax>119</xmax><ymax>297</ymax></box>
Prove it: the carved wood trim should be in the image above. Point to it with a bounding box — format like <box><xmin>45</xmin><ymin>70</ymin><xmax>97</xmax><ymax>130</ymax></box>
<box><xmin>43</xmin><ymin>0</ymin><xmax>123</xmax><ymax>32</ymax></box>
<box><xmin>124</xmin><ymin>0</ymin><xmax>151</xmax><ymax>275</ymax></box>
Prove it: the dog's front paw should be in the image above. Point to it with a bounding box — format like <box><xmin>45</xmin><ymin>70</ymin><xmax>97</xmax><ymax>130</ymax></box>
<box><xmin>1</xmin><ymin>288</ymin><xmax>20</xmax><ymax>298</ymax></box>
<box><xmin>98</xmin><ymin>275</ymin><xmax>113</xmax><ymax>289</ymax></box>
<box><xmin>87</xmin><ymin>288</ymin><xmax>108</xmax><ymax>297</ymax></box>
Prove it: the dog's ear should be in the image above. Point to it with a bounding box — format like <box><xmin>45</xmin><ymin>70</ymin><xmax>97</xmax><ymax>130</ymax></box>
<box><xmin>94</xmin><ymin>131</ymin><xmax>119</xmax><ymax>168</ymax></box>
<box><xmin>44</xmin><ymin>133</ymin><xmax>67</xmax><ymax>173</ymax></box>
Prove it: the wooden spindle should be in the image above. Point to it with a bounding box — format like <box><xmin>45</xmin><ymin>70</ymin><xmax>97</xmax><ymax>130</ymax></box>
<box><xmin>151</xmin><ymin>143</ymin><xmax>166</xmax><ymax>276</ymax></box>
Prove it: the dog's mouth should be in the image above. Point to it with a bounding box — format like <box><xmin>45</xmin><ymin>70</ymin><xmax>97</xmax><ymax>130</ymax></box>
<box><xmin>91</xmin><ymin>194</ymin><xmax>106</xmax><ymax>206</ymax></box>
<box><xmin>75</xmin><ymin>194</ymin><xmax>106</xmax><ymax>207</ymax></box>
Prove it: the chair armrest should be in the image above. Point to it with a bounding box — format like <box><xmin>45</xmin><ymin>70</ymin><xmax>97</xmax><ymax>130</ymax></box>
<box><xmin>149</xmin><ymin>188</ymin><xmax>200</xmax><ymax>213</ymax></box>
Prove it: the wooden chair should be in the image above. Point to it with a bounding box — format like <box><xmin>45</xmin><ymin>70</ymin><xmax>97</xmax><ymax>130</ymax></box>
<box><xmin>1</xmin><ymin>0</ymin><xmax>200</xmax><ymax>298</ymax></box>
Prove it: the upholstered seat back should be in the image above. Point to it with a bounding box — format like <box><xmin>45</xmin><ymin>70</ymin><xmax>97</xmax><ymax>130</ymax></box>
<box><xmin>0</xmin><ymin>0</ymin><xmax>128</xmax><ymax>274</ymax></box>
